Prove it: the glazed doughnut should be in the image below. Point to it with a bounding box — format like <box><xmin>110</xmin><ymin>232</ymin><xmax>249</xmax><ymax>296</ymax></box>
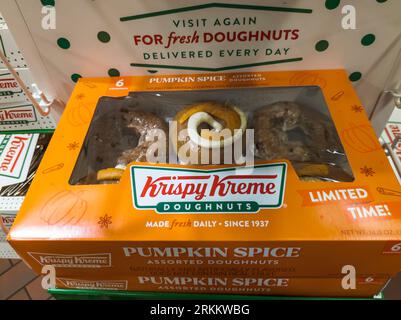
<box><xmin>254</xmin><ymin>101</ymin><xmax>342</xmax><ymax>162</ymax></box>
<box><xmin>96</xmin><ymin>168</ymin><xmax>125</xmax><ymax>181</ymax></box>
<box><xmin>172</xmin><ymin>102</ymin><xmax>247</xmax><ymax>164</ymax></box>
<box><xmin>294</xmin><ymin>163</ymin><xmax>354</xmax><ymax>182</ymax></box>
<box><xmin>96</xmin><ymin>110</ymin><xmax>168</xmax><ymax>182</ymax></box>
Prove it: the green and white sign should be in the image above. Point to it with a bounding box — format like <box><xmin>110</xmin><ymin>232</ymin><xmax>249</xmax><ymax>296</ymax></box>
<box><xmin>0</xmin><ymin>104</ymin><xmax>37</xmax><ymax>125</ymax></box>
<box><xmin>122</xmin><ymin>3</ymin><xmax>309</xmax><ymax>72</ymax></box>
<box><xmin>0</xmin><ymin>133</ymin><xmax>38</xmax><ymax>187</ymax></box>
<box><xmin>0</xmin><ymin>70</ymin><xmax>34</xmax><ymax>104</ymax></box>
<box><xmin>4</xmin><ymin>0</ymin><xmax>400</xmax><ymax>114</ymax></box>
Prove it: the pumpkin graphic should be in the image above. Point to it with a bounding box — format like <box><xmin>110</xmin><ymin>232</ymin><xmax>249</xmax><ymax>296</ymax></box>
<box><xmin>41</xmin><ymin>190</ymin><xmax>87</xmax><ymax>226</ymax></box>
<box><xmin>342</xmin><ymin>124</ymin><xmax>381</xmax><ymax>153</ymax></box>
<box><xmin>67</xmin><ymin>104</ymin><xmax>92</xmax><ymax>127</ymax></box>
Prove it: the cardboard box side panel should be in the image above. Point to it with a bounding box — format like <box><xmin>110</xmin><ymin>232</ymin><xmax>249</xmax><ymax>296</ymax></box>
<box><xmin>9</xmin><ymin>240</ymin><xmax>401</xmax><ymax>279</ymax></box>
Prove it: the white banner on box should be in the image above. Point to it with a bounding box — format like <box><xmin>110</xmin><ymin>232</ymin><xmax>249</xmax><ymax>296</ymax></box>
<box><xmin>3</xmin><ymin>0</ymin><xmax>400</xmax><ymax>114</ymax></box>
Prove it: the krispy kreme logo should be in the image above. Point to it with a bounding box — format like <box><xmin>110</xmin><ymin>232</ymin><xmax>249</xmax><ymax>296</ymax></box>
<box><xmin>58</xmin><ymin>279</ymin><xmax>128</xmax><ymax>291</ymax></box>
<box><xmin>0</xmin><ymin>134</ymin><xmax>35</xmax><ymax>179</ymax></box>
<box><xmin>28</xmin><ymin>252</ymin><xmax>111</xmax><ymax>268</ymax></box>
<box><xmin>385</xmin><ymin>124</ymin><xmax>401</xmax><ymax>162</ymax></box>
<box><xmin>0</xmin><ymin>78</ymin><xmax>18</xmax><ymax>97</ymax></box>
<box><xmin>0</xmin><ymin>105</ymin><xmax>36</xmax><ymax>123</ymax></box>
<box><xmin>0</xmin><ymin>78</ymin><xmax>18</xmax><ymax>89</ymax></box>
<box><xmin>130</xmin><ymin>164</ymin><xmax>286</xmax><ymax>213</ymax></box>
<box><xmin>1</xmin><ymin>215</ymin><xmax>15</xmax><ymax>227</ymax></box>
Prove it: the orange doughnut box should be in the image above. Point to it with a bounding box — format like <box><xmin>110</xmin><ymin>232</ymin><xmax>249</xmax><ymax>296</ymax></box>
<box><xmin>8</xmin><ymin>70</ymin><xmax>401</xmax><ymax>297</ymax></box>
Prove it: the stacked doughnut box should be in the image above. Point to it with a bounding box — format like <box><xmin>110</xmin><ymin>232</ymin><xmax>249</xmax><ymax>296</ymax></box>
<box><xmin>8</xmin><ymin>70</ymin><xmax>401</xmax><ymax>297</ymax></box>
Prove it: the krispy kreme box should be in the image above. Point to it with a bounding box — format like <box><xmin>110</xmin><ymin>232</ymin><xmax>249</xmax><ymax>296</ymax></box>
<box><xmin>0</xmin><ymin>69</ymin><xmax>33</xmax><ymax>104</ymax></box>
<box><xmin>8</xmin><ymin>70</ymin><xmax>401</xmax><ymax>295</ymax></box>
<box><xmin>54</xmin><ymin>275</ymin><xmax>389</xmax><ymax>298</ymax></box>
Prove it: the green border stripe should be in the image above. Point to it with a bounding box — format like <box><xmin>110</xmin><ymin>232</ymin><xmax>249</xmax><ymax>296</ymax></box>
<box><xmin>48</xmin><ymin>288</ymin><xmax>377</xmax><ymax>300</ymax></box>
<box><xmin>131</xmin><ymin>58</ymin><xmax>303</xmax><ymax>72</ymax></box>
<box><xmin>0</xmin><ymin>129</ymin><xmax>54</xmax><ymax>134</ymax></box>
<box><xmin>120</xmin><ymin>3</ymin><xmax>312</xmax><ymax>21</ymax></box>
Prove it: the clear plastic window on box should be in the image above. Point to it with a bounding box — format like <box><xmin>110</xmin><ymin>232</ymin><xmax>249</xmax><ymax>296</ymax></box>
<box><xmin>69</xmin><ymin>86</ymin><xmax>354</xmax><ymax>185</ymax></box>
